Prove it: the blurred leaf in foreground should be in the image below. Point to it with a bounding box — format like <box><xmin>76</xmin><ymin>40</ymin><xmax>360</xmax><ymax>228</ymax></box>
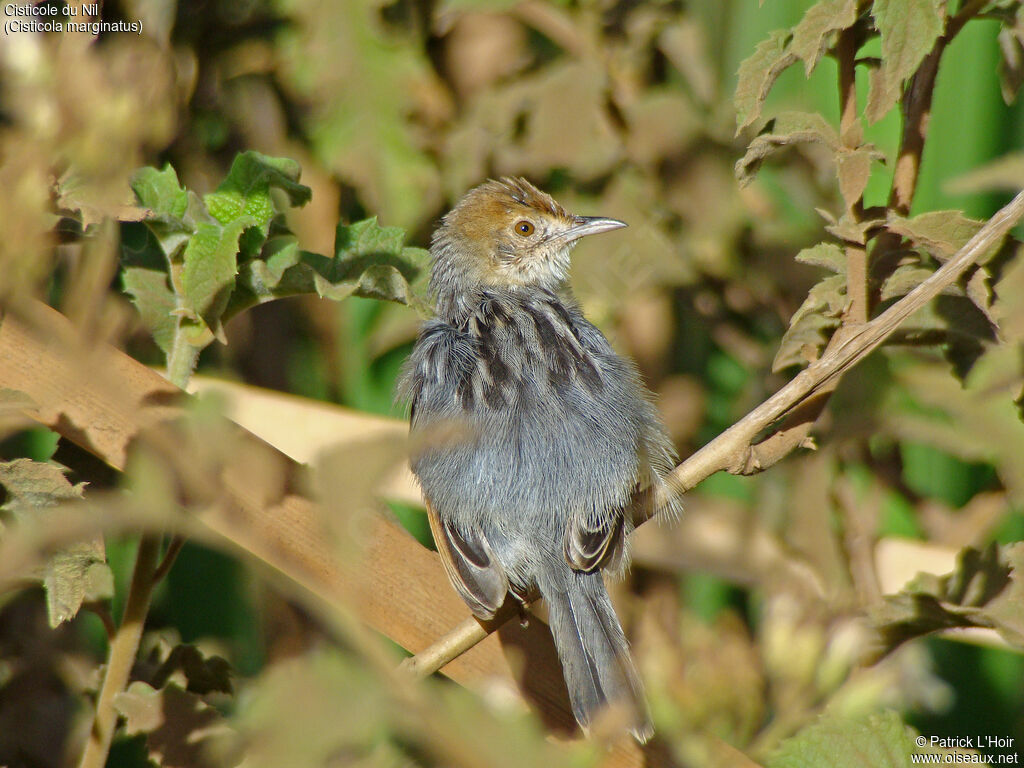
<box><xmin>0</xmin><ymin>459</ymin><xmax>111</xmax><ymax>627</ymax></box>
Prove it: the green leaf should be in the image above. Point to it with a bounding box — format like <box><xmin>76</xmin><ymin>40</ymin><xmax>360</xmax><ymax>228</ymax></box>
<box><xmin>735</xmin><ymin>29</ymin><xmax>799</xmax><ymax>133</ymax></box>
<box><xmin>181</xmin><ymin>218</ymin><xmax>252</xmax><ymax>338</ymax></box>
<box><xmin>735</xmin><ymin>111</ymin><xmax>839</xmax><ymax>186</ymax></box>
<box><xmin>791</xmin><ymin>0</ymin><xmax>860</xmax><ymax>75</ymax></box>
<box><xmin>122</xmin><ymin>267</ymin><xmax>177</xmax><ymax>354</ymax></box>
<box><xmin>131</xmin><ymin>165</ymin><xmax>194</xmax><ymax>260</ymax></box>
<box><xmin>204</xmin><ymin>151</ymin><xmax>311</xmax><ymax>231</ymax></box>
<box><xmin>131</xmin><ymin>165</ymin><xmax>188</xmax><ymax>220</ymax></box>
<box><xmin>305</xmin><ymin>218</ymin><xmax>430</xmax><ymax>308</ymax></box>
<box><xmin>871</xmin><ymin>0</ymin><xmax>945</xmax><ymax>118</ymax></box>
<box><xmin>768</xmin><ymin>710</ymin><xmax>922</xmax><ymax>768</ymax></box>
<box><xmin>795</xmin><ymin>242</ymin><xmax>847</xmax><ymax>273</ymax></box>
<box><xmin>0</xmin><ymin>459</ymin><xmax>110</xmax><ymax>627</ymax></box>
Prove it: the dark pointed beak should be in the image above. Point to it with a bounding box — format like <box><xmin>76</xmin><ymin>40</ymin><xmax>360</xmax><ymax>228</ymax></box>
<box><xmin>551</xmin><ymin>216</ymin><xmax>627</xmax><ymax>244</ymax></box>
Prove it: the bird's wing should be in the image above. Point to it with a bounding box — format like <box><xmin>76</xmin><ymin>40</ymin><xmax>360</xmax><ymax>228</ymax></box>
<box><xmin>426</xmin><ymin>499</ymin><xmax>509</xmax><ymax>621</ymax></box>
<box><xmin>563</xmin><ymin>512</ymin><xmax>624</xmax><ymax>573</ymax></box>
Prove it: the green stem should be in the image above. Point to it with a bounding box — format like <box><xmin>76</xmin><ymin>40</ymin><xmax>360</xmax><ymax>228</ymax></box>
<box><xmin>166</xmin><ymin>323</ymin><xmax>200</xmax><ymax>390</ymax></box>
<box><xmin>77</xmin><ymin>537</ymin><xmax>161</xmax><ymax>768</ymax></box>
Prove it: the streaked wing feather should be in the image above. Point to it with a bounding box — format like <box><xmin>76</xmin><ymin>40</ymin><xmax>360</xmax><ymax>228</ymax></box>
<box><xmin>564</xmin><ymin>514</ymin><xmax>624</xmax><ymax>573</ymax></box>
<box><xmin>426</xmin><ymin>500</ymin><xmax>509</xmax><ymax>620</ymax></box>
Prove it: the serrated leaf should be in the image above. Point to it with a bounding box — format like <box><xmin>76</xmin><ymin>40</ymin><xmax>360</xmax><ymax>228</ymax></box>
<box><xmin>303</xmin><ymin>218</ymin><xmax>430</xmax><ymax>308</ymax></box>
<box><xmin>43</xmin><ymin>553</ymin><xmax>113</xmax><ymax>627</ymax></box>
<box><xmin>181</xmin><ymin>218</ymin><xmax>252</xmax><ymax>335</ymax></box>
<box><xmin>791</xmin><ymin>0</ymin><xmax>860</xmax><ymax>75</ymax></box>
<box><xmin>981</xmin><ymin>542</ymin><xmax>1024</xmax><ymax>646</ymax></box>
<box><xmin>872</xmin><ymin>0</ymin><xmax>945</xmax><ymax>113</ymax></box>
<box><xmin>887</xmin><ymin>210</ymin><xmax>989</xmax><ymax>261</ymax></box>
<box><xmin>131</xmin><ymin>165</ymin><xmax>189</xmax><ymax>220</ymax></box>
<box><xmin>826</xmin><ymin>212</ymin><xmax>887</xmax><ymax>245</ymax></box>
<box><xmin>966</xmin><ymin>267</ymin><xmax>995</xmax><ymax>323</ymax></box>
<box><xmin>837</xmin><ymin>147</ymin><xmax>883</xmax><ymax>208</ymax></box>
<box><xmin>0</xmin><ymin>459</ymin><xmax>107</xmax><ymax>627</ymax></box>
<box><xmin>768</xmin><ymin>710</ymin><xmax>919</xmax><ymax>768</ymax></box>
<box><xmin>993</xmin><ymin>245</ymin><xmax>1024</xmax><ymax>341</ymax></box>
<box><xmin>773</xmin><ymin>274</ymin><xmax>847</xmax><ymax>371</ymax></box>
<box><xmin>736</xmin><ymin>111</ymin><xmax>840</xmax><ymax>186</ymax></box>
<box><xmin>204</xmin><ymin>151</ymin><xmax>311</xmax><ymax>232</ymax></box>
<box><xmin>872</xmin><ymin>544</ymin><xmax>1024</xmax><ymax>652</ymax></box>
<box><xmin>865</xmin><ymin>56</ymin><xmax>903</xmax><ymax>124</ymax></box>
<box><xmin>796</xmin><ymin>242</ymin><xmax>847</xmax><ymax>273</ymax></box>
<box><xmin>885</xmin><ymin>358</ymin><xmax>1024</xmax><ymax>496</ymax></box>
<box><xmin>0</xmin><ymin>458</ymin><xmax>86</xmax><ymax>510</ymax></box>
<box><xmin>735</xmin><ymin>29</ymin><xmax>799</xmax><ymax>133</ymax></box>
<box><xmin>145</xmin><ymin>643</ymin><xmax>234</xmax><ymax>696</ymax></box>
<box><xmin>131</xmin><ymin>166</ymin><xmax>195</xmax><ymax>261</ymax></box>
<box><xmin>114</xmin><ymin>681</ymin><xmax>235</xmax><ymax>768</ymax></box>
<box><xmin>123</xmin><ymin>267</ymin><xmax>177</xmax><ymax>354</ymax></box>
<box><xmin>880</xmin><ymin>264</ymin><xmax>935</xmax><ymax>301</ymax></box>
<box><xmin>773</xmin><ymin>311</ymin><xmax>840</xmax><ymax>371</ymax></box>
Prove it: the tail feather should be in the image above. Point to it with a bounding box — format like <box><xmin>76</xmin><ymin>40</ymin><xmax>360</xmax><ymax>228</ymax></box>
<box><xmin>539</xmin><ymin>569</ymin><xmax>652</xmax><ymax>742</ymax></box>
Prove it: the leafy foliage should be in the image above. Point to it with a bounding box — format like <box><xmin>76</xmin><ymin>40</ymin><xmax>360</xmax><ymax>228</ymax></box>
<box><xmin>0</xmin><ymin>459</ymin><xmax>111</xmax><ymax>628</ymax></box>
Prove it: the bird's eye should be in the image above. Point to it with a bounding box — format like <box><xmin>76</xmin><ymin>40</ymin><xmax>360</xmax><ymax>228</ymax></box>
<box><xmin>514</xmin><ymin>220</ymin><xmax>535</xmax><ymax>237</ymax></box>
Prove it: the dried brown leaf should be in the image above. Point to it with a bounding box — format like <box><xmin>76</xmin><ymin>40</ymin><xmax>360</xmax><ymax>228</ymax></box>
<box><xmin>872</xmin><ymin>0</ymin><xmax>945</xmax><ymax>111</ymax></box>
<box><xmin>0</xmin><ymin>459</ymin><xmax>111</xmax><ymax>627</ymax></box>
<box><xmin>795</xmin><ymin>242</ymin><xmax>847</xmax><ymax>274</ymax></box>
<box><xmin>736</xmin><ymin>111</ymin><xmax>840</xmax><ymax>186</ymax></box>
<box><xmin>735</xmin><ymin>29</ymin><xmax>798</xmax><ymax>133</ymax></box>
<box><xmin>791</xmin><ymin>0</ymin><xmax>860</xmax><ymax>75</ymax></box>
<box><xmin>887</xmin><ymin>210</ymin><xmax>989</xmax><ymax>261</ymax></box>
<box><xmin>837</xmin><ymin>147</ymin><xmax>883</xmax><ymax>209</ymax></box>
<box><xmin>114</xmin><ymin>681</ymin><xmax>238</xmax><ymax>768</ymax></box>
<box><xmin>998</xmin><ymin>25</ymin><xmax>1024</xmax><ymax>104</ymax></box>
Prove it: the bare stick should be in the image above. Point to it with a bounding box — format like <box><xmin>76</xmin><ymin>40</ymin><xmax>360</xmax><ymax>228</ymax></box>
<box><xmin>77</xmin><ymin>537</ymin><xmax>160</xmax><ymax>768</ymax></box>
<box><xmin>400</xmin><ymin>617</ymin><xmax>488</xmax><ymax>678</ymax></box>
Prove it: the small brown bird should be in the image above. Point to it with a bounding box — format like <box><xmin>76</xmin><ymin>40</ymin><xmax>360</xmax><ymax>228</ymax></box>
<box><xmin>402</xmin><ymin>177</ymin><xmax>678</xmax><ymax>741</ymax></box>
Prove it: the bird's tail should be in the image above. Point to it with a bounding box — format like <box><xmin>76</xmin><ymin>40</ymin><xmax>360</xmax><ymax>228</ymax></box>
<box><xmin>538</xmin><ymin>568</ymin><xmax>653</xmax><ymax>742</ymax></box>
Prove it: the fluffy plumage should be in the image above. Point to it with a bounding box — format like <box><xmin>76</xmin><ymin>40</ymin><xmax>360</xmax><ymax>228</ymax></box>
<box><xmin>400</xmin><ymin>177</ymin><xmax>678</xmax><ymax>741</ymax></box>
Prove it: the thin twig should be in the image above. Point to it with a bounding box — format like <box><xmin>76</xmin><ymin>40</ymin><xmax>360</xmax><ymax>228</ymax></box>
<box><xmin>151</xmin><ymin>535</ymin><xmax>186</xmax><ymax>585</ymax></box>
<box><xmin>401</xmin><ymin>617</ymin><xmax>489</xmax><ymax>678</ymax></box>
<box><xmin>85</xmin><ymin>603</ymin><xmax>116</xmax><ymax>641</ymax></box>
<box><xmin>837</xmin><ymin>25</ymin><xmax>869</xmax><ymax>326</ymax></box>
<box><xmin>77</xmin><ymin>536</ymin><xmax>161</xmax><ymax>768</ymax></box>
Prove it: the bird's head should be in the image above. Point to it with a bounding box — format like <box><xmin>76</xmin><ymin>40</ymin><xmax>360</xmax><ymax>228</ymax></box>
<box><xmin>429</xmin><ymin>177</ymin><xmax>626</xmax><ymax>311</ymax></box>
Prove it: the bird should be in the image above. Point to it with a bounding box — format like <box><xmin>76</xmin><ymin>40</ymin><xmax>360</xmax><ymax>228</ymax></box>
<box><xmin>400</xmin><ymin>176</ymin><xmax>679</xmax><ymax>742</ymax></box>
